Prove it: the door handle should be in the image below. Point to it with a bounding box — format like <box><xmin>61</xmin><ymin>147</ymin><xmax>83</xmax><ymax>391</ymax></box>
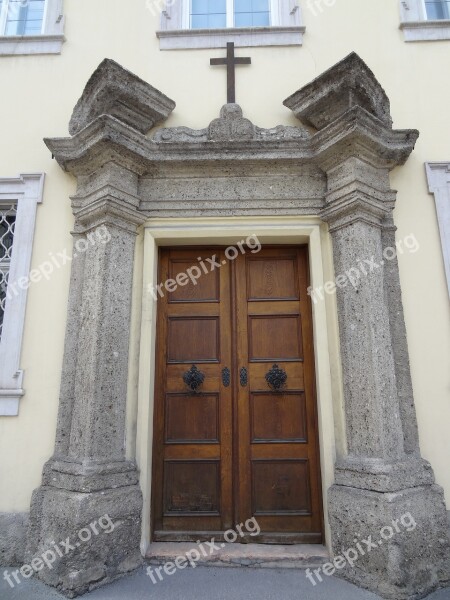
<box><xmin>183</xmin><ymin>365</ymin><xmax>205</xmax><ymax>393</ymax></box>
<box><xmin>265</xmin><ymin>364</ymin><xmax>287</xmax><ymax>391</ymax></box>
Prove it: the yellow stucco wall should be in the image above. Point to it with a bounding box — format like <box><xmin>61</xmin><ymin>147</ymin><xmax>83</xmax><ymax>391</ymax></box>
<box><xmin>0</xmin><ymin>0</ymin><xmax>449</xmax><ymax>513</ymax></box>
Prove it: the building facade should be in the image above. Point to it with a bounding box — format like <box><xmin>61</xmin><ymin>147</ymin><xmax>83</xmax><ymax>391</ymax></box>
<box><xmin>0</xmin><ymin>1</ymin><xmax>449</xmax><ymax>598</ymax></box>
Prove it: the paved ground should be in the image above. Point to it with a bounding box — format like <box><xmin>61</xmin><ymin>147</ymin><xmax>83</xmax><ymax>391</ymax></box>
<box><xmin>1</xmin><ymin>566</ymin><xmax>450</xmax><ymax>600</ymax></box>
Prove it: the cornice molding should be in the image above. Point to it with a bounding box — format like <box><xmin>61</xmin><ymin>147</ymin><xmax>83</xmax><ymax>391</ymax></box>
<box><xmin>44</xmin><ymin>54</ymin><xmax>419</xmax><ymax>220</ymax></box>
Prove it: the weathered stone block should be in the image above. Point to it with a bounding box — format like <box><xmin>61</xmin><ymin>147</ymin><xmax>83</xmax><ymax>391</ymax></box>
<box><xmin>26</xmin><ymin>484</ymin><xmax>142</xmax><ymax>598</ymax></box>
<box><xmin>328</xmin><ymin>484</ymin><xmax>450</xmax><ymax>599</ymax></box>
<box><xmin>0</xmin><ymin>512</ymin><xmax>29</xmax><ymax>565</ymax></box>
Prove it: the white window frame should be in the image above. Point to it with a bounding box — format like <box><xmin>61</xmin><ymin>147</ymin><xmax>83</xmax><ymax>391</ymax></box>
<box><xmin>400</xmin><ymin>0</ymin><xmax>450</xmax><ymax>41</ymax></box>
<box><xmin>0</xmin><ymin>0</ymin><xmax>65</xmax><ymax>56</ymax></box>
<box><xmin>182</xmin><ymin>0</ymin><xmax>280</xmax><ymax>29</ymax></box>
<box><xmin>157</xmin><ymin>0</ymin><xmax>305</xmax><ymax>50</ymax></box>
<box><xmin>0</xmin><ymin>173</ymin><xmax>44</xmax><ymax>416</ymax></box>
<box><xmin>426</xmin><ymin>163</ymin><xmax>450</xmax><ymax>298</ymax></box>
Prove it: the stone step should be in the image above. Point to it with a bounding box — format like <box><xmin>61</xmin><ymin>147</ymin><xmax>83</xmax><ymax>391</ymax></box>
<box><xmin>145</xmin><ymin>542</ymin><xmax>329</xmax><ymax>569</ymax></box>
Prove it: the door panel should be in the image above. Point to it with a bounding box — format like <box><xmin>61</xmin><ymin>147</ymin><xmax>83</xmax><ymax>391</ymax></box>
<box><xmin>152</xmin><ymin>249</ymin><xmax>233</xmax><ymax>540</ymax></box>
<box><xmin>152</xmin><ymin>246</ymin><xmax>323</xmax><ymax>543</ymax></box>
<box><xmin>235</xmin><ymin>247</ymin><xmax>323</xmax><ymax>543</ymax></box>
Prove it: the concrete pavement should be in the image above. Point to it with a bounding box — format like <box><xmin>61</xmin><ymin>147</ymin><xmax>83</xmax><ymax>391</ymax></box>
<box><xmin>2</xmin><ymin>566</ymin><xmax>450</xmax><ymax>600</ymax></box>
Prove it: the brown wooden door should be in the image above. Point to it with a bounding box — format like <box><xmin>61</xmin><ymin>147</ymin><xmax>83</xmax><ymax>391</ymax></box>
<box><xmin>152</xmin><ymin>246</ymin><xmax>323</xmax><ymax>543</ymax></box>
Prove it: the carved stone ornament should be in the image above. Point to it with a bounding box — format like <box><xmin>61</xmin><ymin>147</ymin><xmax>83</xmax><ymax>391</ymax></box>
<box><xmin>153</xmin><ymin>103</ymin><xmax>310</xmax><ymax>144</ymax></box>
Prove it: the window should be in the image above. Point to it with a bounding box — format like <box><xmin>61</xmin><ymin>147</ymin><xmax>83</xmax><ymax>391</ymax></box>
<box><xmin>425</xmin><ymin>0</ymin><xmax>450</xmax><ymax>19</ymax></box>
<box><xmin>158</xmin><ymin>0</ymin><xmax>304</xmax><ymax>49</ymax></box>
<box><xmin>426</xmin><ymin>163</ymin><xmax>450</xmax><ymax>297</ymax></box>
<box><xmin>400</xmin><ymin>0</ymin><xmax>450</xmax><ymax>40</ymax></box>
<box><xmin>0</xmin><ymin>204</ymin><xmax>17</xmax><ymax>341</ymax></box>
<box><xmin>0</xmin><ymin>173</ymin><xmax>44</xmax><ymax>416</ymax></box>
<box><xmin>0</xmin><ymin>0</ymin><xmax>45</xmax><ymax>36</ymax></box>
<box><xmin>0</xmin><ymin>0</ymin><xmax>64</xmax><ymax>55</ymax></box>
<box><xmin>190</xmin><ymin>0</ymin><xmax>272</xmax><ymax>29</ymax></box>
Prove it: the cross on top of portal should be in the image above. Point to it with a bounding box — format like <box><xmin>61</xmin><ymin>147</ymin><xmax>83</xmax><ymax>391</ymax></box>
<box><xmin>210</xmin><ymin>42</ymin><xmax>251</xmax><ymax>104</ymax></box>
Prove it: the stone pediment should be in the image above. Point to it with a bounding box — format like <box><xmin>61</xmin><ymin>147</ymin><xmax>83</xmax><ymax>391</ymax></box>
<box><xmin>69</xmin><ymin>58</ymin><xmax>176</xmax><ymax>136</ymax></box>
<box><xmin>283</xmin><ymin>52</ymin><xmax>392</xmax><ymax>129</ymax></box>
<box><xmin>46</xmin><ymin>52</ymin><xmax>418</xmax><ymax>180</ymax></box>
<box><xmin>153</xmin><ymin>103</ymin><xmax>310</xmax><ymax>143</ymax></box>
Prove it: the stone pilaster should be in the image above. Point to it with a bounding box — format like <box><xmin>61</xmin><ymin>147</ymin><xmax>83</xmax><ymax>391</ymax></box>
<box><xmin>26</xmin><ymin>191</ymin><xmax>146</xmax><ymax>597</ymax></box>
<box><xmin>26</xmin><ymin>61</ymin><xmax>175</xmax><ymax>597</ymax></box>
<box><xmin>285</xmin><ymin>53</ymin><xmax>450</xmax><ymax>599</ymax></box>
<box><xmin>381</xmin><ymin>217</ymin><xmax>420</xmax><ymax>457</ymax></box>
<box><xmin>319</xmin><ymin>159</ymin><xmax>432</xmax><ymax>492</ymax></box>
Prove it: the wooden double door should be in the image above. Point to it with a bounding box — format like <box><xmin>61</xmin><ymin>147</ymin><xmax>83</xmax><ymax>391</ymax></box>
<box><xmin>152</xmin><ymin>246</ymin><xmax>323</xmax><ymax>543</ymax></box>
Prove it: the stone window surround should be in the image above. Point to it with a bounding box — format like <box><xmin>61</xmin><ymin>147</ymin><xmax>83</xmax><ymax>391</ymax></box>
<box><xmin>0</xmin><ymin>173</ymin><xmax>44</xmax><ymax>416</ymax></box>
<box><xmin>157</xmin><ymin>0</ymin><xmax>304</xmax><ymax>49</ymax></box>
<box><xmin>400</xmin><ymin>0</ymin><xmax>450</xmax><ymax>41</ymax></box>
<box><xmin>0</xmin><ymin>0</ymin><xmax>65</xmax><ymax>56</ymax></box>
<box><xmin>426</xmin><ymin>162</ymin><xmax>450</xmax><ymax>296</ymax></box>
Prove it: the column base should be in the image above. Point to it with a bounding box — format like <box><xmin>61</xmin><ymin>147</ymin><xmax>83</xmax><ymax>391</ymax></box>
<box><xmin>328</xmin><ymin>483</ymin><xmax>450</xmax><ymax>600</ymax></box>
<box><xmin>334</xmin><ymin>456</ymin><xmax>435</xmax><ymax>492</ymax></box>
<box><xmin>26</xmin><ymin>466</ymin><xmax>143</xmax><ymax>598</ymax></box>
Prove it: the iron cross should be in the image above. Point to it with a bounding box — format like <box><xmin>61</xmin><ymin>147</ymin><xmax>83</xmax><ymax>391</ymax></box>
<box><xmin>210</xmin><ymin>42</ymin><xmax>251</xmax><ymax>104</ymax></box>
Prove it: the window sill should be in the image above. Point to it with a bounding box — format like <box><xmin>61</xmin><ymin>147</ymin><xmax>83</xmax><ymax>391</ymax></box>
<box><xmin>400</xmin><ymin>19</ymin><xmax>450</xmax><ymax>41</ymax></box>
<box><xmin>0</xmin><ymin>390</ymin><xmax>24</xmax><ymax>416</ymax></box>
<box><xmin>0</xmin><ymin>34</ymin><xmax>65</xmax><ymax>56</ymax></box>
<box><xmin>156</xmin><ymin>26</ymin><xmax>305</xmax><ymax>50</ymax></box>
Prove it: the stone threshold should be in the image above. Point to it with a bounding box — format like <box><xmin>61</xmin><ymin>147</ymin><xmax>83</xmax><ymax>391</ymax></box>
<box><xmin>145</xmin><ymin>543</ymin><xmax>329</xmax><ymax>569</ymax></box>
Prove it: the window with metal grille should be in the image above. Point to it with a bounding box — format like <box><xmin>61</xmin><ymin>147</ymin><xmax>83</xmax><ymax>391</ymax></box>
<box><xmin>0</xmin><ymin>203</ymin><xmax>17</xmax><ymax>341</ymax></box>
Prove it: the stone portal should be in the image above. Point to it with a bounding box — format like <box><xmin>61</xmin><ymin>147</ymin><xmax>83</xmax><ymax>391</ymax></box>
<box><xmin>27</xmin><ymin>54</ymin><xmax>450</xmax><ymax>599</ymax></box>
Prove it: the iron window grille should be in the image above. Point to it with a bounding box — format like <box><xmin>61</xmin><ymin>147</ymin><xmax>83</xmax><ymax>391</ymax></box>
<box><xmin>0</xmin><ymin>203</ymin><xmax>17</xmax><ymax>342</ymax></box>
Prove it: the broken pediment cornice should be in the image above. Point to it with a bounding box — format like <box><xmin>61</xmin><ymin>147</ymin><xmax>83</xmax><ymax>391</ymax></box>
<box><xmin>284</xmin><ymin>52</ymin><xmax>393</xmax><ymax>130</ymax></box>
<box><xmin>45</xmin><ymin>54</ymin><xmax>418</xmax><ymax>178</ymax></box>
<box><xmin>68</xmin><ymin>58</ymin><xmax>176</xmax><ymax>136</ymax></box>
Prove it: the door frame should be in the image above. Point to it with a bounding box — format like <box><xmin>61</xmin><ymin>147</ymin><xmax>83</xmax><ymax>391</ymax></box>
<box><xmin>129</xmin><ymin>215</ymin><xmax>346</xmax><ymax>555</ymax></box>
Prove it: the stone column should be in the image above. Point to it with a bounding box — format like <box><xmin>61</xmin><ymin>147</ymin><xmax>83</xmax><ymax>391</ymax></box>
<box><xmin>27</xmin><ymin>60</ymin><xmax>175</xmax><ymax>597</ymax></box>
<box><xmin>285</xmin><ymin>53</ymin><xmax>450</xmax><ymax>600</ymax></box>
